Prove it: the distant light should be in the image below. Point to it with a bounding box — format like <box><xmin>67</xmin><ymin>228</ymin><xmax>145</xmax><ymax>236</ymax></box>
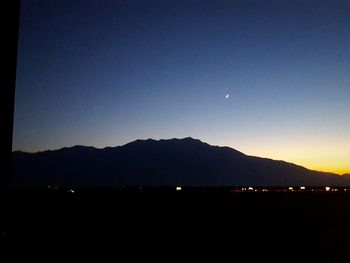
<box><xmin>288</xmin><ymin>187</ymin><xmax>294</xmax><ymax>191</ymax></box>
<box><xmin>176</xmin><ymin>186</ymin><xmax>182</xmax><ymax>191</ymax></box>
<box><xmin>300</xmin><ymin>186</ymin><xmax>305</xmax><ymax>190</ymax></box>
<box><xmin>48</xmin><ymin>185</ymin><xmax>51</xmax><ymax>189</ymax></box>
<box><xmin>68</xmin><ymin>189</ymin><xmax>75</xmax><ymax>193</ymax></box>
<box><xmin>325</xmin><ymin>187</ymin><xmax>330</xmax><ymax>192</ymax></box>
<box><xmin>248</xmin><ymin>187</ymin><xmax>253</xmax><ymax>191</ymax></box>
<box><xmin>333</xmin><ymin>188</ymin><xmax>338</xmax><ymax>192</ymax></box>
<box><xmin>345</xmin><ymin>189</ymin><xmax>347</xmax><ymax>192</ymax></box>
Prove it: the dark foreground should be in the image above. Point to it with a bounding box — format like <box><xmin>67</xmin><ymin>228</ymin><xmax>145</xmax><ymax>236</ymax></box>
<box><xmin>2</xmin><ymin>188</ymin><xmax>350</xmax><ymax>261</ymax></box>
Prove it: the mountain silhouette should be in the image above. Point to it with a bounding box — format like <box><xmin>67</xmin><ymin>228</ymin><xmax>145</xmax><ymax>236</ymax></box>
<box><xmin>12</xmin><ymin>137</ymin><xmax>349</xmax><ymax>187</ymax></box>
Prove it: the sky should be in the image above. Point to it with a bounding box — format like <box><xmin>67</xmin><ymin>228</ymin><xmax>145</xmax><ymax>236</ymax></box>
<box><xmin>13</xmin><ymin>0</ymin><xmax>350</xmax><ymax>174</ymax></box>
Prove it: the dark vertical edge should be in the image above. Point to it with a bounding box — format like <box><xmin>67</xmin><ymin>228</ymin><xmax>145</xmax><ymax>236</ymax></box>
<box><xmin>1</xmin><ymin>0</ymin><xmax>21</xmax><ymax>192</ymax></box>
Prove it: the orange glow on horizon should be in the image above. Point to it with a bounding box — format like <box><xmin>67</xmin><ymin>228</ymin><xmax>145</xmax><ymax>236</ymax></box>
<box><xmin>245</xmin><ymin>154</ymin><xmax>350</xmax><ymax>175</ymax></box>
<box><xmin>219</xmin><ymin>137</ymin><xmax>350</xmax><ymax>176</ymax></box>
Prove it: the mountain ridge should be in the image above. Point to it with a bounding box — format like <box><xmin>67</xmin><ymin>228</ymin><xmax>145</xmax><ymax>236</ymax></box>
<box><xmin>12</xmin><ymin>137</ymin><xmax>348</xmax><ymax>187</ymax></box>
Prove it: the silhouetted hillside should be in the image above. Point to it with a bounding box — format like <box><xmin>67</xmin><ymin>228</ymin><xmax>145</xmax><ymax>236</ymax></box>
<box><xmin>12</xmin><ymin>137</ymin><xmax>349</xmax><ymax>187</ymax></box>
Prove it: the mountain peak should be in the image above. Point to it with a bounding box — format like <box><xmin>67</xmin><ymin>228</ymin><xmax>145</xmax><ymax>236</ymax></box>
<box><xmin>162</xmin><ymin>137</ymin><xmax>204</xmax><ymax>143</ymax></box>
<box><xmin>125</xmin><ymin>137</ymin><xmax>205</xmax><ymax>147</ymax></box>
<box><xmin>180</xmin><ymin>137</ymin><xmax>203</xmax><ymax>142</ymax></box>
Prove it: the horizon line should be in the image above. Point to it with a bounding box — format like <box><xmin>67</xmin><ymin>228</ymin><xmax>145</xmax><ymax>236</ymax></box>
<box><xmin>12</xmin><ymin>137</ymin><xmax>349</xmax><ymax>176</ymax></box>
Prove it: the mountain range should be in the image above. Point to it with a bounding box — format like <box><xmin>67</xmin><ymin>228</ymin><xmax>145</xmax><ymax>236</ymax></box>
<box><xmin>12</xmin><ymin>137</ymin><xmax>350</xmax><ymax>187</ymax></box>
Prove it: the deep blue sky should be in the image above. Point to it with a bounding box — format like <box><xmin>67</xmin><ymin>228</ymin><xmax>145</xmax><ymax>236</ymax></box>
<box><xmin>14</xmin><ymin>0</ymin><xmax>350</xmax><ymax>173</ymax></box>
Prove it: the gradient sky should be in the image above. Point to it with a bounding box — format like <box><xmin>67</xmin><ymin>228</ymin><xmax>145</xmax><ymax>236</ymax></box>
<box><xmin>14</xmin><ymin>0</ymin><xmax>350</xmax><ymax>174</ymax></box>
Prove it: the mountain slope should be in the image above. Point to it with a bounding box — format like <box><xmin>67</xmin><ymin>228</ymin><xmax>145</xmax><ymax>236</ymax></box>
<box><xmin>12</xmin><ymin>137</ymin><xmax>349</xmax><ymax>187</ymax></box>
